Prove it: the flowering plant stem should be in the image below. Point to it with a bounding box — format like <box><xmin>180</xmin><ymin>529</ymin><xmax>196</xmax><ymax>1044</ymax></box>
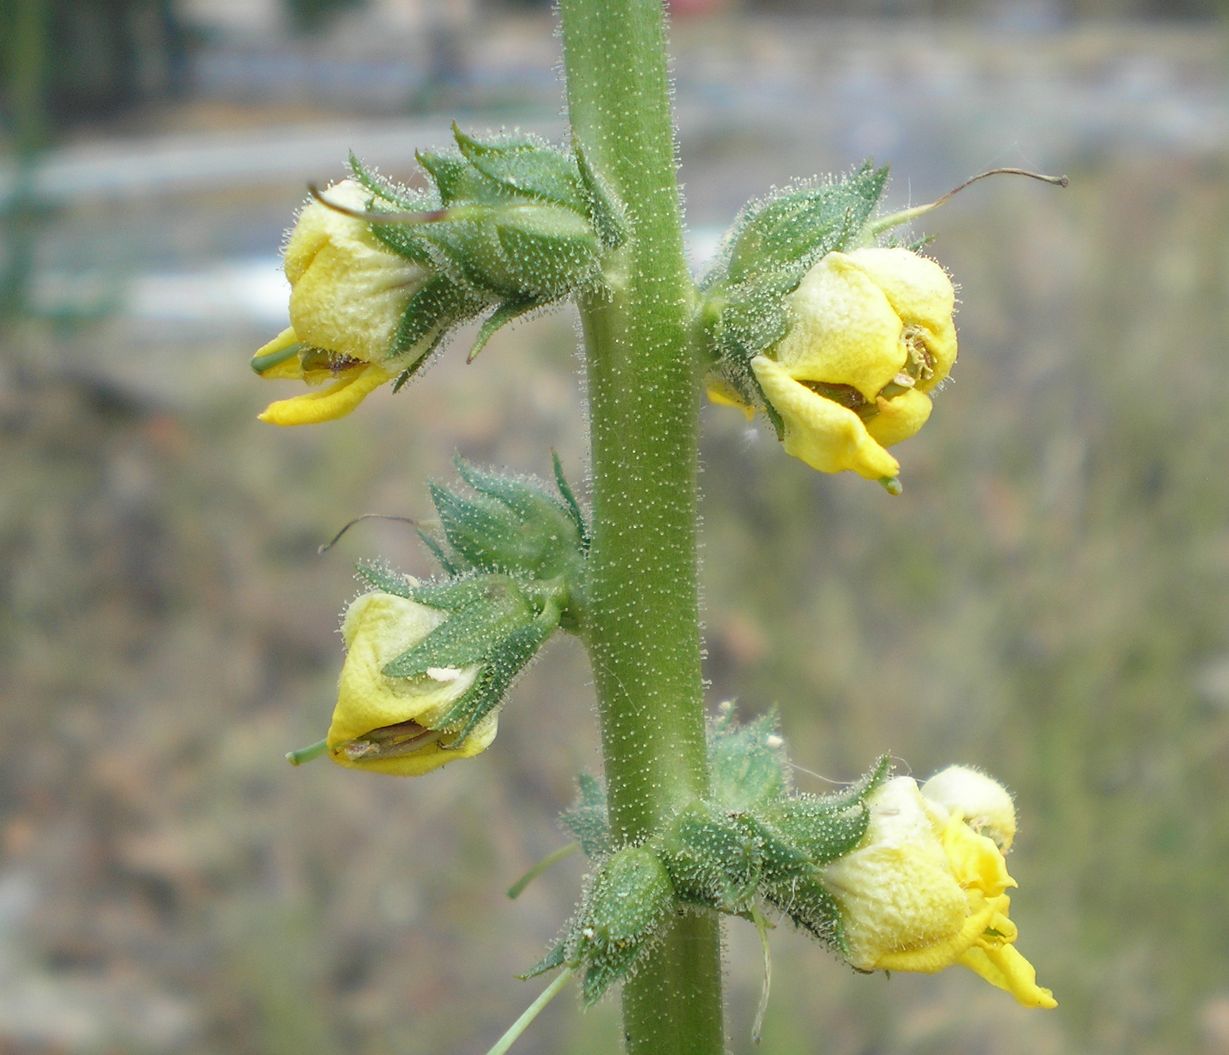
<box><xmin>560</xmin><ymin>2</ymin><xmax>724</xmax><ymax>1052</ymax></box>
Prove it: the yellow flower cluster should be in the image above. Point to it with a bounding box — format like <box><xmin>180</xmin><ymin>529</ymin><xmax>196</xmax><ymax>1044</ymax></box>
<box><xmin>251</xmin><ymin>181</ymin><xmax>430</xmax><ymax>426</ymax></box>
<box><xmin>713</xmin><ymin>246</ymin><xmax>957</xmax><ymax>483</ymax></box>
<box><xmin>326</xmin><ymin>592</ymin><xmax>494</xmax><ymax>777</ymax></box>
<box><xmin>822</xmin><ymin>768</ymin><xmax>1056</xmax><ymax>1008</ymax></box>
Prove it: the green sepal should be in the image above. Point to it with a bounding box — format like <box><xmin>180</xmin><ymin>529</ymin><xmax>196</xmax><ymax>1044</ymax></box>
<box><xmin>724</xmin><ymin>162</ymin><xmax>889</xmax><ymax>286</ymax></box>
<box><xmin>659</xmin><ymin>801</ymin><xmax>762</xmax><ymax>914</ymax></box>
<box><xmin>575</xmin><ymin>143</ymin><xmax>627</xmax><ymax>250</ymax></box>
<box><xmin>369</xmin><ymin>220</ymin><xmax>438</xmax><ymax>269</ymax></box>
<box><xmin>431</xmin><ymin>465</ymin><xmax>585</xmax><ymax>581</ymax></box>
<box><xmin>381</xmin><ymin>577</ymin><xmax>535</xmax><ymax>678</ymax></box>
<box><xmin>429</xmin><ymin>481</ymin><xmax>528</xmax><ymax>572</ymax></box>
<box><xmin>493</xmin><ymin>213</ymin><xmax>601</xmax><ymax>299</ymax></box>
<box><xmin>411</xmin><ymin>220</ymin><xmax>503</xmax><ymax>292</ymax></box>
<box><xmin>390</xmin><ymin>332</ymin><xmax>443</xmax><ymax>394</ymax></box>
<box><xmin>405</xmin><ymin>572</ymin><xmax>518</xmax><ymax>614</ymax></box>
<box><xmin>821</xmin><ymin>753</ymin><xmax>892</xmax><ymax>811</ymax></box>
<box><xmin>707</xmin><ymin>708</ymin><xmax>790</xmax><ymax>815</ymax></box>
<box><xmin>390</xmin><ymin>275</ymin><xmax>485</xmax><ymax>357</ymax></box>
<box><xmin>416</xmin><ymin>528</ymin><xmax>459</xmax><ymax>576</ymax></box>
<box><xmin>435</xmin><ymin>613</ymin><xmax>557</xmax><ymax>740</ymax></box>
<box><xmin>700</xmin><ymin>164</ymin><xmax>891</xmax><ymax>410</ymax></box>
<box><xmin>761</xmin><ymin>755</ymin><xmax>888</xmax><ymax>866</ymax></box>
<box><xmin>453</xmin><ymin>456</ymin><xmax>578</xmax><ymax>537</ymax></box>
<box><xmin>410</xmin><ymin>133</ymin><xmax>602</xmax><ymax>303</ymax></box>
<box><xmin>414</xmin><ymin>206</ymin><xmax>598</xmax><ymax>301</ymax></box>
<box><xmin>348</xmin><ymin>151</ymin><xmax>421</xmax><ymax>209</ymax></box>
<box><xmin>762</xmin><ymin>870</ymin><xmax>847</xmax><ymax>954</ymax></box>
<box><xmin>466</xmin><ymin>297</ymin><xmax>542</xmax><ymax>363</ymax></box>
<box><xmin>520</xmin><ymin>940</ymin><xmax>568</xmax><ymax>981</ymax></box>
<box><xmin>354</xmin><ymin>558</ymin><xmax>413</xmax><ymax>599</ymax></box>
<box><xmin>416</xmin><ymin>149</ymin><xmax>493</xmax><ymax>206</ymax></box>
<box><xmin>739</xmin><ymin>813</ymin><xmax>813</xmax><ymax>886</ymax></box>
<box><xmin>452</xmin><ymin>124</ymin><xmax>590</xmax><ymax>213</ymax></box>
<box><xmin>717</xmin><ymin>275</ymin><xmax>792</xmax><ymax>359</ymax></box>
<box><xmin>551</xmin><ymin>450</ymin><xmax>590</xmax><ymax>551</ymax></box>
<box><xmin>561</xmin><ymin>773</ymin><xmax>612</xmax><ymax>860</ymax></box>
<box><xmin>770</xmin><ymin>792</ymin><xmax>873</xmax><ymax>867</ymax></box>
<box><xmin>570</xmin><ymin>847</ymin><xmax>675</xmax><ymax>1006</ymax></box>
<box><xmin>761</xmin><ymin>392</ymin><xmax>786</xmax><ymax>439</ymax></box>
<box><xmin>345</xmin><ymin>156</ymin><xmax>440</xmax><ymax>266</ymax></box>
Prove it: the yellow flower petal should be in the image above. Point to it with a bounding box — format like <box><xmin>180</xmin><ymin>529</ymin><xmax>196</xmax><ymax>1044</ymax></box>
<box><xmin>285</xmin><ymin>182</ymin><xmax>428</xmax><ymax>364</ymax></box>
<box><xmin>864</xmin><ymin>388</ymin><xmax>933</xmax><ymax>449</ymax></box>
<box><xmin>938</xmin><ymin>813</ymin><xmax>1015</xmax><ymax>898</ymax></box>
<box><xmin>775</xmin><ymin>251</ymin><xmax>907</xmax><ymax>400</ymax></box>
<box><xmin>823</xmin><ymin>774</ymin><xmax>1056</xmax><ymax>1008</ymax></box>
<box><xmin>959</xmin><ymin>943</ymin><xmax>1058</xmax><ymax>1009</ymax></box>
<box><xmin>283</xmin><ymin>180</ymin><xmax>389</xmax><ymax>286</ymax></box>
<box><xmin>751</xmin><ymin>355</ymin><xmax>899</xmax><ymax>480</ymax></box>
<box><xmin>257</xmin><ymin>361</ymin><xmax>396</xmax><ymax>426</ymax></box>
<box><xmin>824</xmin><ymin>778</ymin><xmax>969</xmax><ymax>971</ymax></box>
<box><xmin>844</xmin><ymin>247</ymin><xmax>956</xmax><ymax>338</ymax></box>
<box><xmin>845</xmin><ymin>247</ymin><xmax>958</xmax><ymax>390</ymax></box>
<box><xmin>325</xmin><ymin>592</ymin><xmax>487</xmax><ymax>777</ymax></box>
<box><xmin>875</xmin><ymin>894</ymin><xmax>999</xmax><ymax>973</ymax></box>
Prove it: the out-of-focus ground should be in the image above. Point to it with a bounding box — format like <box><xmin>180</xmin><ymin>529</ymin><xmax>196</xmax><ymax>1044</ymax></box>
<box><xmin>2</xmin><ymin>2</ymin><xmax>1228</xmax><ymax>1052</ymax></box>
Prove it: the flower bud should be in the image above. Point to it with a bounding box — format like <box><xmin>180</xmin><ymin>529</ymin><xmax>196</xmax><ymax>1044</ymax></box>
<box><xmin>571</xmin><ymin>846</ymin><xmax>676</xmax><ymax>1005</ymax></box>
<box><xmin>251</xmin><ymin>180</ymin><xmax>436</xmax><ymax>426</ymax></box>
<box><xmin>738</xmin><ymin>246</ymin><xmax>956</xmax><ymax>484</ymax></box>
<box><xmin>326</xmin><ymin>591</ymin><xmax>492</xmax><ymax>777</ymax></box>
<box><xmin>820</xmin><ymin>775</ymin><xmax>1055</xmax><ymax>1008</ymax></box>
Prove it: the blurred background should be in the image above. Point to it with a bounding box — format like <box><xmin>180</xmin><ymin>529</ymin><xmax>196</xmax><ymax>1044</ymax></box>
<box><xmin>2</xmin><ymin>0</ymin><xmax>1227</xmax><ymax>1052</ymax></box>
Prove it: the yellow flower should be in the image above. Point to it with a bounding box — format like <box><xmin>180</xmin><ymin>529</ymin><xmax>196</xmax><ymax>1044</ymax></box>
<box><xmin>713</xmin><ymin>247</ymin><xmax>957</xmax><ymax>483</ymax></box>
<box><xmin>822</xmin><ymin>774</ymin><xmax>1056</xmax><ymax>1009</ymax></box>
<box><xmin>326</xmin><ymin>591</ymin><xmax>494</xmax><ymax>777</ymax></box>
<box><xmin>251</xmin><ymin>180</ymin><xmax>431</xmax><ymax>426</ymax></box>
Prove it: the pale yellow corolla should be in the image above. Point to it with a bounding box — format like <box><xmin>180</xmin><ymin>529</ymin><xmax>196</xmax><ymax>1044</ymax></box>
<box><xmin>713</xmin><ymin>247</ymin><xmax>957</xmax><ymax>484</ymax></box>
<box><xmin>326</xmin><ymin>592</ymin><xmax>493</xmax><ymax>777</ymax></box>
<box><xmin>822</xmin><ymin>771</ymin><xmax>1055</xmax><ymax>1008</ymax></box>
<box><xmin>251</xmin><ymin>180</ymin><xmax>431</xmax><ymax>426</ymax></box>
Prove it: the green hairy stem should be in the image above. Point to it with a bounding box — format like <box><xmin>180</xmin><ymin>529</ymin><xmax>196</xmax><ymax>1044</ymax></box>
<box><xmin>559</xmin><ymin>1</ymin><xmax>725</xmax><ymax>1052</ymax></box>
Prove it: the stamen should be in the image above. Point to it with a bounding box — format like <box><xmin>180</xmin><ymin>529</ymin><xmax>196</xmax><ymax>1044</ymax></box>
<box><xmin>341</xmin><ymin>720</ymin><xmax>446</xmax><ymax>761</ymax></box>
<box><xmin>299</xmin><ymin>347</ymin><xmax>365</xmax><ymax>375</ymax></box>
<box><xmin>901</xmin><ymin>327</ymin><xmax>935</xmax><ymax>382</ymax></box>
<box><xmin>798</xmin><ymin>379</ymin><xmax>866</xmax><ymax>410</ymax></box>
<box><xmin>799</xmin><ymin>379</ymin><xmax>884</xmax><ymax>423</ymax></box>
